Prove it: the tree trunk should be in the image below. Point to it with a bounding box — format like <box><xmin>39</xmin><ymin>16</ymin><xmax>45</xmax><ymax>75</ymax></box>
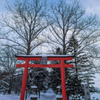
<box><xmin>8</xmin><ymin>80</ymin><xmax>12</xmax><ymax>94</ymax></box>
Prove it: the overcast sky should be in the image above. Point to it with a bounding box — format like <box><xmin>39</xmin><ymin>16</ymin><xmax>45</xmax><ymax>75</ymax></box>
<box><xmin>81</xmin><ymin>0</ymin><xmax>100</xmax><ymax>19</ymax></box>
<box><xmin>0</xmin><ymin>0</ymin><xmax>100</xmax><ymax>20</ymax></box>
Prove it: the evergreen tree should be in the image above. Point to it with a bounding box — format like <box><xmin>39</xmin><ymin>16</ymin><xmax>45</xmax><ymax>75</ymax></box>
<box><xmin>66</xmin><ymin>36</ymin><xmax>96</xmax><ymax>99</ymax></box>
<box><xmin>50</xmin><ymin>36</ymin><xmax>96</xmax><ymax>99</ymax></box>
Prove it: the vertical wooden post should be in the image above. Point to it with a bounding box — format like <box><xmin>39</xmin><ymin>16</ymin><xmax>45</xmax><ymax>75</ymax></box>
<box><xmin>20</xmin><ymin>60</ymin><xmax>29</xmax><ymax>100</ymax></box>
<box><xmin>60</xmin><ymin>60</ymin><xmax>67</xmax><ymax>100</ymax></box>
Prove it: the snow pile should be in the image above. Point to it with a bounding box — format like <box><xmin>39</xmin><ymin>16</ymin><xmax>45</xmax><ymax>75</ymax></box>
<box><xmin>56</xmin><ymin>94</ymin><xmax>62</xmax><ymax>98</ymax></box>
<box><xmin>30</xmin><ymin>95</ymin><xmax>38</xmax><ymax>98</ymax></box>
<box><xmin>31</xmin><ymin>86</ymin><xmax>37</xmax><ymax>88</ymax></box>
<box><xmin>0</xmin><ymin>94</ymin><xmax>20</xmax><ymax>100</ymax></box>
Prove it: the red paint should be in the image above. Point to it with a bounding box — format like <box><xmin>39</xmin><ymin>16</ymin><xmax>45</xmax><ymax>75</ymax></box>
<box><xmin>16</xmin><ymin>56</ymin><xmax>73</xmax><ymax>100</ymax></box>
<box><xmin>20</xmin><ymin>60</ymin><xmax>29</xmax><ymax>100</ymax></box>
<box><xmin>61</xmin><ymin>60</ymin><xmax>67</xmax><ymax>100</ymax></box>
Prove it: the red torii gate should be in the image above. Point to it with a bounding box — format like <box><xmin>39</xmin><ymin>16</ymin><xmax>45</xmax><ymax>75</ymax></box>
<box><xmin>16</xmin><ymin>55</ymin><xmax>74</xmax><ymax>100</ymax></box>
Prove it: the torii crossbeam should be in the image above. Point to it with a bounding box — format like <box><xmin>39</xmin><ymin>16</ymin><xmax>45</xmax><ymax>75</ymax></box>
<box><xmin>16</xmin><ymin>55</ymin><xmax>74</xmax><ymax>100</ymax></box>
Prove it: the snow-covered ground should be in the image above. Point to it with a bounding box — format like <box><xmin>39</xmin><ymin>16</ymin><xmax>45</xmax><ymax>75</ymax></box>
<box><xmin>91</xmin><ymin>93</ymin><xmax>100</xmax><ymax>99</ymax></box>
<box><xmin>0</xmin><ymin>94</ymin><xmax>20</xmax><ymax>100</ymax></box>
<box><xmin>0</xmin><ymin>93</ymin><xmax>100</xmax><ymax>100</ymax></box>
<box><xmin>0</xmin><ymin>89</ymin><xmax>100</xmax><ymax>100</ymax></box>
<box><xmin>0</xmin><ymin>88</ymin><xmax>57</xmax><ymax>100</ymax></box>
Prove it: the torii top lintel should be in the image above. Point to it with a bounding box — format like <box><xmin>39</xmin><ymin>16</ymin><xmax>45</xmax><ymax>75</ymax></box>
<box><xmin>16</xmin><ymin>55</ymin><xmax>74</xmax><ymax>60</ymax></box>
<box><xmin>16</xmin><ymin>55</ymin><xmax>74</xmax><ymax>68</ymax></box>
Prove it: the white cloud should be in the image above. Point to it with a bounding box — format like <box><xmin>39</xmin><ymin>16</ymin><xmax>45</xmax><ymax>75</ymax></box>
<box><xmin>0</xmin><ymin>0</ymin><xmax>15</xmax><ymax>14</ymax></box>
<box><xmin>81</xmin><ymin>0</ymin><xmax>100</xmax><ymax>18</ymax></box>
<box><xmin>0</xmin><ymin>0</ymin><xmax>6</xmax><ymax>13</ymax></box>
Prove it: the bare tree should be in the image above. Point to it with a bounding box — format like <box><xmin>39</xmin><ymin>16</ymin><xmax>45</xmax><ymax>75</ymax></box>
<box><xmin>47</xmin><ymin>0</ymin><xmax>100</xmax><ymax>99</ymax></box>
<box><xmin>0</xmin><ymin>0</ymin><xmax>48</xmax><ymax>55</ymax></box>
<box><xmin>0</xmin><ymin>0</ymin><xmax>48</xmax><ymax>98</ymax></box>
<box><xmin>48</xmin><ymin>0</ymin><xmax>100</xmax><ymax>55</ymax></box>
